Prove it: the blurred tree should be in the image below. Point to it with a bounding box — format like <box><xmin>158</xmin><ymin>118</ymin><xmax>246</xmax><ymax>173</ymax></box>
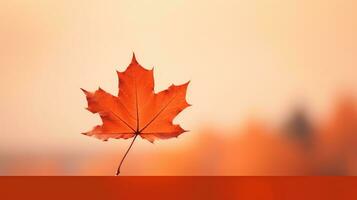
<box><xmin>284</xmin><ymin>106</ymin><xmax>313</xmax><ymax>148</ymax></box>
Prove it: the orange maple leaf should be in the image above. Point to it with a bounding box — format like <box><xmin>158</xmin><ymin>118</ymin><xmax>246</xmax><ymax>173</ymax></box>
<box><xmin>81</xmin><ymin>54</ymin><xmax>190</xmax><ymax>175</ymax></box>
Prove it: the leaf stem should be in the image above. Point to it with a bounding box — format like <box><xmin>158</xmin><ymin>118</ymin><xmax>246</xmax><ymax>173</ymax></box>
<box><xmin>116</xmin><ymin>134</ymin><xmax>138</xmax><ymax>176</ymax></box>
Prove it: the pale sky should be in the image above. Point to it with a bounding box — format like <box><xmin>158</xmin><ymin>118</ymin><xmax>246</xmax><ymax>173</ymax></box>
<box><xmin>1</xmin><ymin>0</ymin><xmax>357</xmax><ymax>152</ymax></box>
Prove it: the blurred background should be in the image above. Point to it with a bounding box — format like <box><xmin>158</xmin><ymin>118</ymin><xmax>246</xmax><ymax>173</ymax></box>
<box><xmin>1</xmin><ymin>0</ymin><xmax>357</xmax><ymax>175</ymax></box>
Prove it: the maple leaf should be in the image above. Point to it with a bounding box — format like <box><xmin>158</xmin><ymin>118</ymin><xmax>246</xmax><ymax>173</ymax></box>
<box><xmin>81</xmin><ymin>53</ymin><xmax>190</xmax><ymax>175</ymax></box>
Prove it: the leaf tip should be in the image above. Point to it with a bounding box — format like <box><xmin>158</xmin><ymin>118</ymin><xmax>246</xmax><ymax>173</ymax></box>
<box><xmin>183</xmin><ymin>81</ymin><xmax>190</xmax><ymax>89</ymax></box>
<box><xmin>131</xmin><ymin>52</ymin><xmax>138</xmax><ymax>64</ymax></box>
<box><xmin>81</xmin><ymin>132</ymin><xmax>89</xmax><ymax>136</ymax></box>
<box><xmin>80</xmin><ymin>88</ymin><xmax>89</xmax><ymax>94</ymax></box>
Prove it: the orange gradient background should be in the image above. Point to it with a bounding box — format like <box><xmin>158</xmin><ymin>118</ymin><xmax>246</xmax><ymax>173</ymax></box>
<box><xmin>1</xmin><ymin>0</ymin><xmax>357</xmax><ymax>175</ymax></box>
